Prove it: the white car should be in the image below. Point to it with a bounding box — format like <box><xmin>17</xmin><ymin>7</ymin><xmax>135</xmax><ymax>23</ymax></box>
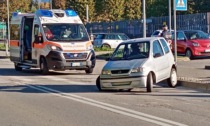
<box><xmin>93</xmin><ymin>33</ymin><xmax>130</xmax><ymax>49</ymax></box>
<box><xmin>96</xmin><ymin>37</ymin><xmax>177</xmax><ymax>92</ymax></box>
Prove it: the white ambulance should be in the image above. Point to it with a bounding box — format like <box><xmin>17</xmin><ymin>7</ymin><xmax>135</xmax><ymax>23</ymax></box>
<box><xmin>10</xmin><ymin>9</ymin><xmax>95</xmax><ymax>74</ymax></box>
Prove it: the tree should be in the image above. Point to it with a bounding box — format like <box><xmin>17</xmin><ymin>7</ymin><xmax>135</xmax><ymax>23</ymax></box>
<box><xmin>123</xmin><ymin>0</ymin><xmax>141</xmax><ymax>20</ymax></box>
<box><xmin>66</xmin><ymin>0</ymin><xmax>95</xmax><ymax>22</ymax></box>
<box><xmin>52</xmin><ymin>0</ymin><xmax>66</xmax><ymax>9</ymax></box>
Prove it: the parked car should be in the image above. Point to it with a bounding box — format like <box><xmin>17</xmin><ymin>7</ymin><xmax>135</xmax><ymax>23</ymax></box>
<box><xmin>93</xmin><ymin>33</ymin><xmax>130</xmax><ymax>49</ymax></box>
<box><xmin>96</xmin><ymin>37</ymin><xmax>177</xmax><ymax>92</ymax></box>
<box><xmin>151</xmin><ymin>30</ymin><xmax>174</xmax><ymax>37</ymax></box>
<box><xmin>172</xmin><ymin>30</ymin><xmax>210</xmax><ymax>59</ymax></box>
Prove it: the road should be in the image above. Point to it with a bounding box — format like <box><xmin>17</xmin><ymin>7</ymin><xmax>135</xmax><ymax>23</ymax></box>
<box><xmin>0</xmin><ymin>58</ymin><xmax>210</xmax><ymax>126</ymax></box>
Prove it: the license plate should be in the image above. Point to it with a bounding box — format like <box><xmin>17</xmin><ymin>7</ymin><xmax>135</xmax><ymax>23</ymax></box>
<box><xmin>205</xmin><ymin>49</ymin><xmax>210</xmax><ymax>52</ymax></box>
<box><xmin>72</xmin><ymin>62</ymin><xmax>80</xmax><ymax>66</ymax></box>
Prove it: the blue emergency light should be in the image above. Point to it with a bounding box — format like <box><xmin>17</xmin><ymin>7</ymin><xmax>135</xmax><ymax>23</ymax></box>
<box><xmin>36</xmin><ymin>10</ymin><xmax>53</xmax><ymax>17</ymax></box>
<box><xmin>12</xmin><ymin>12</ymin><xmax>18</xmax><ymax>17</ymax></box>
<box><xmin>65</xmin><ymin>10</ymin><xmax>77</xmax><ymax>17</ymax></box>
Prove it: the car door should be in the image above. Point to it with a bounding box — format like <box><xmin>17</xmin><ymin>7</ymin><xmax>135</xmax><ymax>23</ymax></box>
<box><xmin>152</xmin><ymin>40</ymin><xmax>169</xmax><ymax>81</ymax></box>
<box><xmin>103</xmin><ymin>34</ymin><xmax>116</xmax><ymax>48</ymax></box>
<box><xmin>159</xmin><ymin>38</ymin><xmax>172</xmax><ymax>78</ymax></box>
<box><xmin>176</xmin><ymin>31</ymin><xmax>187</xmax><ymax>54</ymax></box>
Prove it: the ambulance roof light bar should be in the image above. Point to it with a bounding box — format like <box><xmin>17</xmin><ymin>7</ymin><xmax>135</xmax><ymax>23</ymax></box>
<box><xmin>65</xmin><ymin>10</ymin><xmax>77</xmax><ymax>17</ymax></box>
<box><xmin>36</xmin><ymin>10</ymin><xmax>53</xmax><ymax>17</ymax></box>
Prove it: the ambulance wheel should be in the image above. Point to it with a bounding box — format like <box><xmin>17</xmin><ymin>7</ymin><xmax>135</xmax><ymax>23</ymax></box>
<box><xmin>85</xmin><ymin>68</ymin><xmax>93</xmax><ymax>74</ymax></box>
<box><xmin>40</xmin><ymin>57</ymin><xmax>49</xmax><ymax>75</ymax></box>
<box><xmin>15</xmin><ymin>63</ymin><xmax>22</xmax><ymax>71</ymax></box>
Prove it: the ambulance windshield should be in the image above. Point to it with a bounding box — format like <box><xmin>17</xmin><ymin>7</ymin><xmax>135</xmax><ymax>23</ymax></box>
<box><xmin>43</xmin><ymin>24</ymin><xmax>89</xmax><ymax>42</ymax></box>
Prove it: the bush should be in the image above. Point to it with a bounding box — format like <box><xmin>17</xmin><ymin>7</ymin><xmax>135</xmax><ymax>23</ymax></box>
<box><xmin>0</xmin><ymin>43</ymin><xmax>6</xmax><ymax>50</ymax></box>
<box><xmin>94</xmin><ymin>46</ymin><xmax>114</xmax><ymax>52</ymax></box>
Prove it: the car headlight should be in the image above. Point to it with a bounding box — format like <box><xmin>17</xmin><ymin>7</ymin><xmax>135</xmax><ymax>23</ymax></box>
<box><xmin>87</xmin><ymin>44</ymin><xmax>93</xmax><ymax>50</ymax></box>
<box><xmin>47</xmin><ymin>45</ymin><xmax>63</xmax><ymax>51</ymax></box>
<box><xmin>131</xmin><ymin>67</ymin><xmax>144</xmax><ymax>73</ymax></box>
<box><xmin>192</xmin><ymin>42</ymin><xmax>199</xmax><ymax>47</ymax></box>
<box><xmin>102</xmin><ymin>70</ymin><xmax>111</xmax><ymax>75</ymax></box>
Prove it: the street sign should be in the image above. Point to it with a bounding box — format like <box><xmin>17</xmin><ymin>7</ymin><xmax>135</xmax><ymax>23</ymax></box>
<box><xmin>175</xmin><ymin>0</ymin><xmax>187</xmax><ymax>11</ymax></box>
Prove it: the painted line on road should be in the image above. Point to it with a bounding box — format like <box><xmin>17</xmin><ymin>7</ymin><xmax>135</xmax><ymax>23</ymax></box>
<box><xmin>24</xmin><ymin>84</ymin><xmax>187</xmax><ymax>126</ymax></box>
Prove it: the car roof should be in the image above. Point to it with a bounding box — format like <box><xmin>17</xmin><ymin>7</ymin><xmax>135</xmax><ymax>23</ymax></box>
<box><xmin>122</xmin><ymin>37</ymin><xmax>163</xmax><ymax>44</ymax></box>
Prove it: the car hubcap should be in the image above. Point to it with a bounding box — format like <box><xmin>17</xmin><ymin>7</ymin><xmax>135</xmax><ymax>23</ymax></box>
<box><xmin>171</xmin><ymin>70</ymin><xmax>177</xmax><ymax>86</ymax></box>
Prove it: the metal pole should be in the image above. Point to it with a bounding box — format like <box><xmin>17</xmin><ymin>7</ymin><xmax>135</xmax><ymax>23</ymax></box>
<box><xmin>6</xmin><ymin>0</ymin><xmax>9</xmax><ymax>56</ymax></box>
<box><xmin>173</xmin><ymin>0</ymin><xmax>177</xmax><ymax>63</ymax></box>
<box><xmin>143</xmin><ymin>0</ymin><xmax>146</xmax><ymax>38</ymax></box>
<box><xmin>50</xmin><ymin>0</ymin><xmax>52</xmax><ymax>9</ymax></box>
<box><xmin>169</xmin><ymin>0</ymin><xmax>172</xmax><ymax>32</ymax></box>
<box><xmin>86</xmin><ymin>5</ymin><xmax>89</xmax><ymax>23</ymax></box>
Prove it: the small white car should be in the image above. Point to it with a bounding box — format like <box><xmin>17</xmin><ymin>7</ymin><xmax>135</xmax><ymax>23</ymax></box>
<box><xmin>93</xmin><ymin>33</ymin><xmax>130</xmax><ymax>49</ymax></box>
<box><xmin>96</xmin><ymin>37</ymin><xmax>177</xmax><ymax>92</ymax></box>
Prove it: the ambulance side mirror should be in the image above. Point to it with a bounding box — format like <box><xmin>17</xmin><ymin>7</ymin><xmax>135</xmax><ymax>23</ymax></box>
<box><xmin>35</xmin><ymin>35</ymin><xmax>43</xmax><ymax>43</ymax></box>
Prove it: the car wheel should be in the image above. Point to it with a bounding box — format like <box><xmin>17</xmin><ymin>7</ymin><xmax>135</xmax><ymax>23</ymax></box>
<box><xmin>96</xmin><ymin>76</ymin><xmax>102</xmax><ymax>91</ymax></box>
<box><xmin>40</xmin><ymin>57</ymin><xmax>49</xmax><ymax>75</ymax></box>
<box><xmin>14</xmin><ymin>63</ymin><xmax>22</xmax><ymax>71</ymax></box>
<box><xmin>85</xmin><ymin>68</ymin><xmax>93</xmax><ymax>74</ymax></box>
<box><xmin>185</xmin><ymin>49</ymin><xmax>194</xmax><ymax>60</ymax></box>
<box><xmin>146</xmin><ymin>72</ymin><xmax>153</xmax><ymax>92</ymax></box>
<box><xmin>167</xmin><ymin>68</ymin><xmax>177</xmax><ymax>87</ymax></box>
<box><xmin>101</xmin><ymin>44</ymin><xmax>111</xmax><ymax>49</ymax></box>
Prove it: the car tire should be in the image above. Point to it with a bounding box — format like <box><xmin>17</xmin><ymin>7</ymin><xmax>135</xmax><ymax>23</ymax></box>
<box><xmin>85</xmin><ymin>68</ymin><xmax>93</xmax><ymax>74</ymax></box>
<box><xmin>101</xmin><ymin>44</ymin><xmax>111</xmax><ymax>49</ymax></box>
<box><xmin>40</xmin><ymin>57</ymin><xmax>49</xmax><ymax>75</ymax></box>
<box><xmin>15</xmin><ymin>63</ymin><xmax>22</xmax><ymax>71</ymax></box>
<box><xmin>167</xmin><ymin>68</ymin><xmax>177</xmax><ymax>87</ymax></box>
<box><xmin>146</xmin><ymin>72</ymin><xmax>153</xmax><ymax>92</ymax></box>
<box><xmin>185</xmin><ymin>49</ymin><xmax>194</xmax><ymax>60</ymax></box>
<box><xmin>96</xmin><ymin>76</ymin><xmax>102</xmax><ymax>91</ymax></box>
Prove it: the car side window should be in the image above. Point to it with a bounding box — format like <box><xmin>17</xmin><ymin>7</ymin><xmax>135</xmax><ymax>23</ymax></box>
<box><xmin>160</xmin><ymin>39</ymin><xmax>170</xmax><ymax>54</ymax></box>
<box><xmin>177</xmin><ymin>32</ymin><xmax>185</xmax><ymax>40</ymax></box>
<box><xmin>115</xmin><ymin>35</ymin><xmax>121</xmax><ymax>40</ymax></box>
<box><xmin>105</xmin><ymin>35</ymin><xmax>115</xmax><ymax>40</ymax></box>
<box><xmin>153</xmin><ymin>40</ymin><xmax>164</xmax><ymax>58</ymax></box>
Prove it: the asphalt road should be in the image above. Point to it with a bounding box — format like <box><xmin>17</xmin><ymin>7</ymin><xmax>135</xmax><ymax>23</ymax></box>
<box><xmin>0</xmin><ymin>58</ymin><xmax>210</xmax><ymax>126</ymax></box>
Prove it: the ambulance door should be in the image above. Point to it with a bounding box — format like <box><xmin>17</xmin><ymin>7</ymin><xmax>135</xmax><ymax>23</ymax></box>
<box><xmin>19</xmin><ymin>16</ymin><xmax>26</xmax><ymax>62</ymax></box>
<box><xmin>32</xmin><ymin>24</ymin><xmax>43</xmax><ymax>65</ymax></box>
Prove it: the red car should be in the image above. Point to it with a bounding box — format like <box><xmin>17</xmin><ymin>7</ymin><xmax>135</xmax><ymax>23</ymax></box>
<box><xmin>172</xmin><ymin>30</ymin><xmax>210</xmax><ymax>59</ymax></box>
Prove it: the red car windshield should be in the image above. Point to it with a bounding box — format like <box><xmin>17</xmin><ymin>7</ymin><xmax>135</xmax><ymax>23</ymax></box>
<box><xmin>184</xmin><ymin>31</ymin><xmax>209</xmax><ymax>40</ymax></box>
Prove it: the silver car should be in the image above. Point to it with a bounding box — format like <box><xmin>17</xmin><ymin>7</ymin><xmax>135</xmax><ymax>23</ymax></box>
<box><xmin>96</xmin><ymin>37</ymin><xmax>177</xmax><ymax>92</ymax></box>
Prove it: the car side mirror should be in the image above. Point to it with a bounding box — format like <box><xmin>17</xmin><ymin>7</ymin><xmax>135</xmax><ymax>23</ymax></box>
<box><xmin>154</xmin><ymin>53</ymin><xmax>161</xmax><ymax>58</ymax></box>
<box><xmin>105</xmin><ymin>57</ymin><xmax>110</xmax><ymax>61</ymax></box>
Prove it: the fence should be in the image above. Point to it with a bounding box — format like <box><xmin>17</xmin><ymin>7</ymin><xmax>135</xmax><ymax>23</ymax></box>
<box><xmin>86</xmin><ymin>12</ymin><xmax>210</xmax><ymax>38</ymax></box>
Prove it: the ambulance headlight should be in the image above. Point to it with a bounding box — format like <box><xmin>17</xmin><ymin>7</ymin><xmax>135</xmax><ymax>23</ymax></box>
<box><xmin>47</xmin><ymin>45</ymin><xmax>63</xmax><ymax>51</ymax></box>
<box><xmin>86</xmin><ymin>44</ymin><xmax>93</xmax><ymax>50</ymax></box>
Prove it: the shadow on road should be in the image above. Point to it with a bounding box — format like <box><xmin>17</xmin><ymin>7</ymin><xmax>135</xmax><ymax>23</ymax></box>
<box><xmin>0</xmin><ymin>68</ymin><xmax>99</xmax><ymax>76</ymax></box>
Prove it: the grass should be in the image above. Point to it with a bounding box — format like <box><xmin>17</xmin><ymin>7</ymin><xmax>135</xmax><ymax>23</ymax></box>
<box><xmin>94</xmin><ymin>46</ymin><xmax>114</xmax><ymax>52</ymax></box>
<box><xmin>0</xmin><ymin>43</ymin><xmax>6</xmax><ymax>50</ymax></box>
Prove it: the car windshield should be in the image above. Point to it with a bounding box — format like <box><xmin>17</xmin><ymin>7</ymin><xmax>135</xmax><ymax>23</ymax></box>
<box><xmin>42</xmin><ymin>23</ymin><xmax>89</xmax><ymax>42</ymax></box>
<box><xmin>110</xmin><ymin>42</ymin><xmax>150</xmax><ymax>61</ymax></box>
<box><xmin>184</xmin><ymin>31</ymin><xmax>209</xmax><ymax>40</ymax></box>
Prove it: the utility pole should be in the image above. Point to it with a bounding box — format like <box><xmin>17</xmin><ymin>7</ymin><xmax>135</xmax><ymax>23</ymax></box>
<box><xmin>86</xmin><ymin>5</ymin><xmax>89</xmax><ymax>23</ymax></box>
<box><xmin>6</xmin><ymin>0</ymin><xmax>9</xmax><ymax>56</ymax></box>
<box><xmin>142</xmin><ymin>0</ymin><xmax>146</xmax><ymax>38</ymax></box>
<box><xmin>169</xmin><ymin>0</ymin><xmax>172</xmax><ymax>32</ymax></box>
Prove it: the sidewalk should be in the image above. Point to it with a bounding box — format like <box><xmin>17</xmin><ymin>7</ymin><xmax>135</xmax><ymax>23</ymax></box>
<box><xmin>1</xmin><ymin>50</ymin><xmax>209</xmax><ymax>91</ymax></box>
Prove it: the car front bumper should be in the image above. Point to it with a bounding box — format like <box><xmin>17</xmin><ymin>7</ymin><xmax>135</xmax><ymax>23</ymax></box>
<box><xmin>100</xmin><ymin>76</ymin><xmax>147</xmax><ymax>90</ymax></box>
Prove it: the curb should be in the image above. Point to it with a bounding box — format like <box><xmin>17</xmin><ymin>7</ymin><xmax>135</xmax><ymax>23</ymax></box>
<box><xmin>178</xmin><ymin>77</ymin><xmax>210</xmax><ymax>91</ymax></box>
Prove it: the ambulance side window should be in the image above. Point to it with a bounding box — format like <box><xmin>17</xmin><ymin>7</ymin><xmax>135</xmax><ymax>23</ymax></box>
<box><xmin>34</xmin><ymin>24</ymin><xmax>43</xmax><ymax>43</ymax></box>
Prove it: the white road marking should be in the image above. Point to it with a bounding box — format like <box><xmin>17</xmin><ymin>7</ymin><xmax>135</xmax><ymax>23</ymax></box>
<box><xmin>8</xmin><ymin>76</ymin><xmax>188</xmax><ymax>126</ymax></box>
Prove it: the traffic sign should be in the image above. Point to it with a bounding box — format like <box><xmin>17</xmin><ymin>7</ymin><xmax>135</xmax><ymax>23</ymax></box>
<box><xmin>176</xmin><ymin>0</ymin><xmax>187</xmax><ymax>11</ymax></box>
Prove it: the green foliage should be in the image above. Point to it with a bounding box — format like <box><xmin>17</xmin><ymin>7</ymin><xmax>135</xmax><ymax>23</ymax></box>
<box><xmin>0</xmin><ymin>43</ymin><xmax>6</xmax><ymax>50</ymax></box>
<box><xmin>94</xmin><ymin>47</ymin><xmax>114</xmax><ymax>52</ymax></box>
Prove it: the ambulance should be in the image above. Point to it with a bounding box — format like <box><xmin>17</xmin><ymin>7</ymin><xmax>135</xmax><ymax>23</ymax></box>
<box><xmin>10</xmin><ymin>9</ymin><xmax>96</xmax><ymax>74</ymax></box>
